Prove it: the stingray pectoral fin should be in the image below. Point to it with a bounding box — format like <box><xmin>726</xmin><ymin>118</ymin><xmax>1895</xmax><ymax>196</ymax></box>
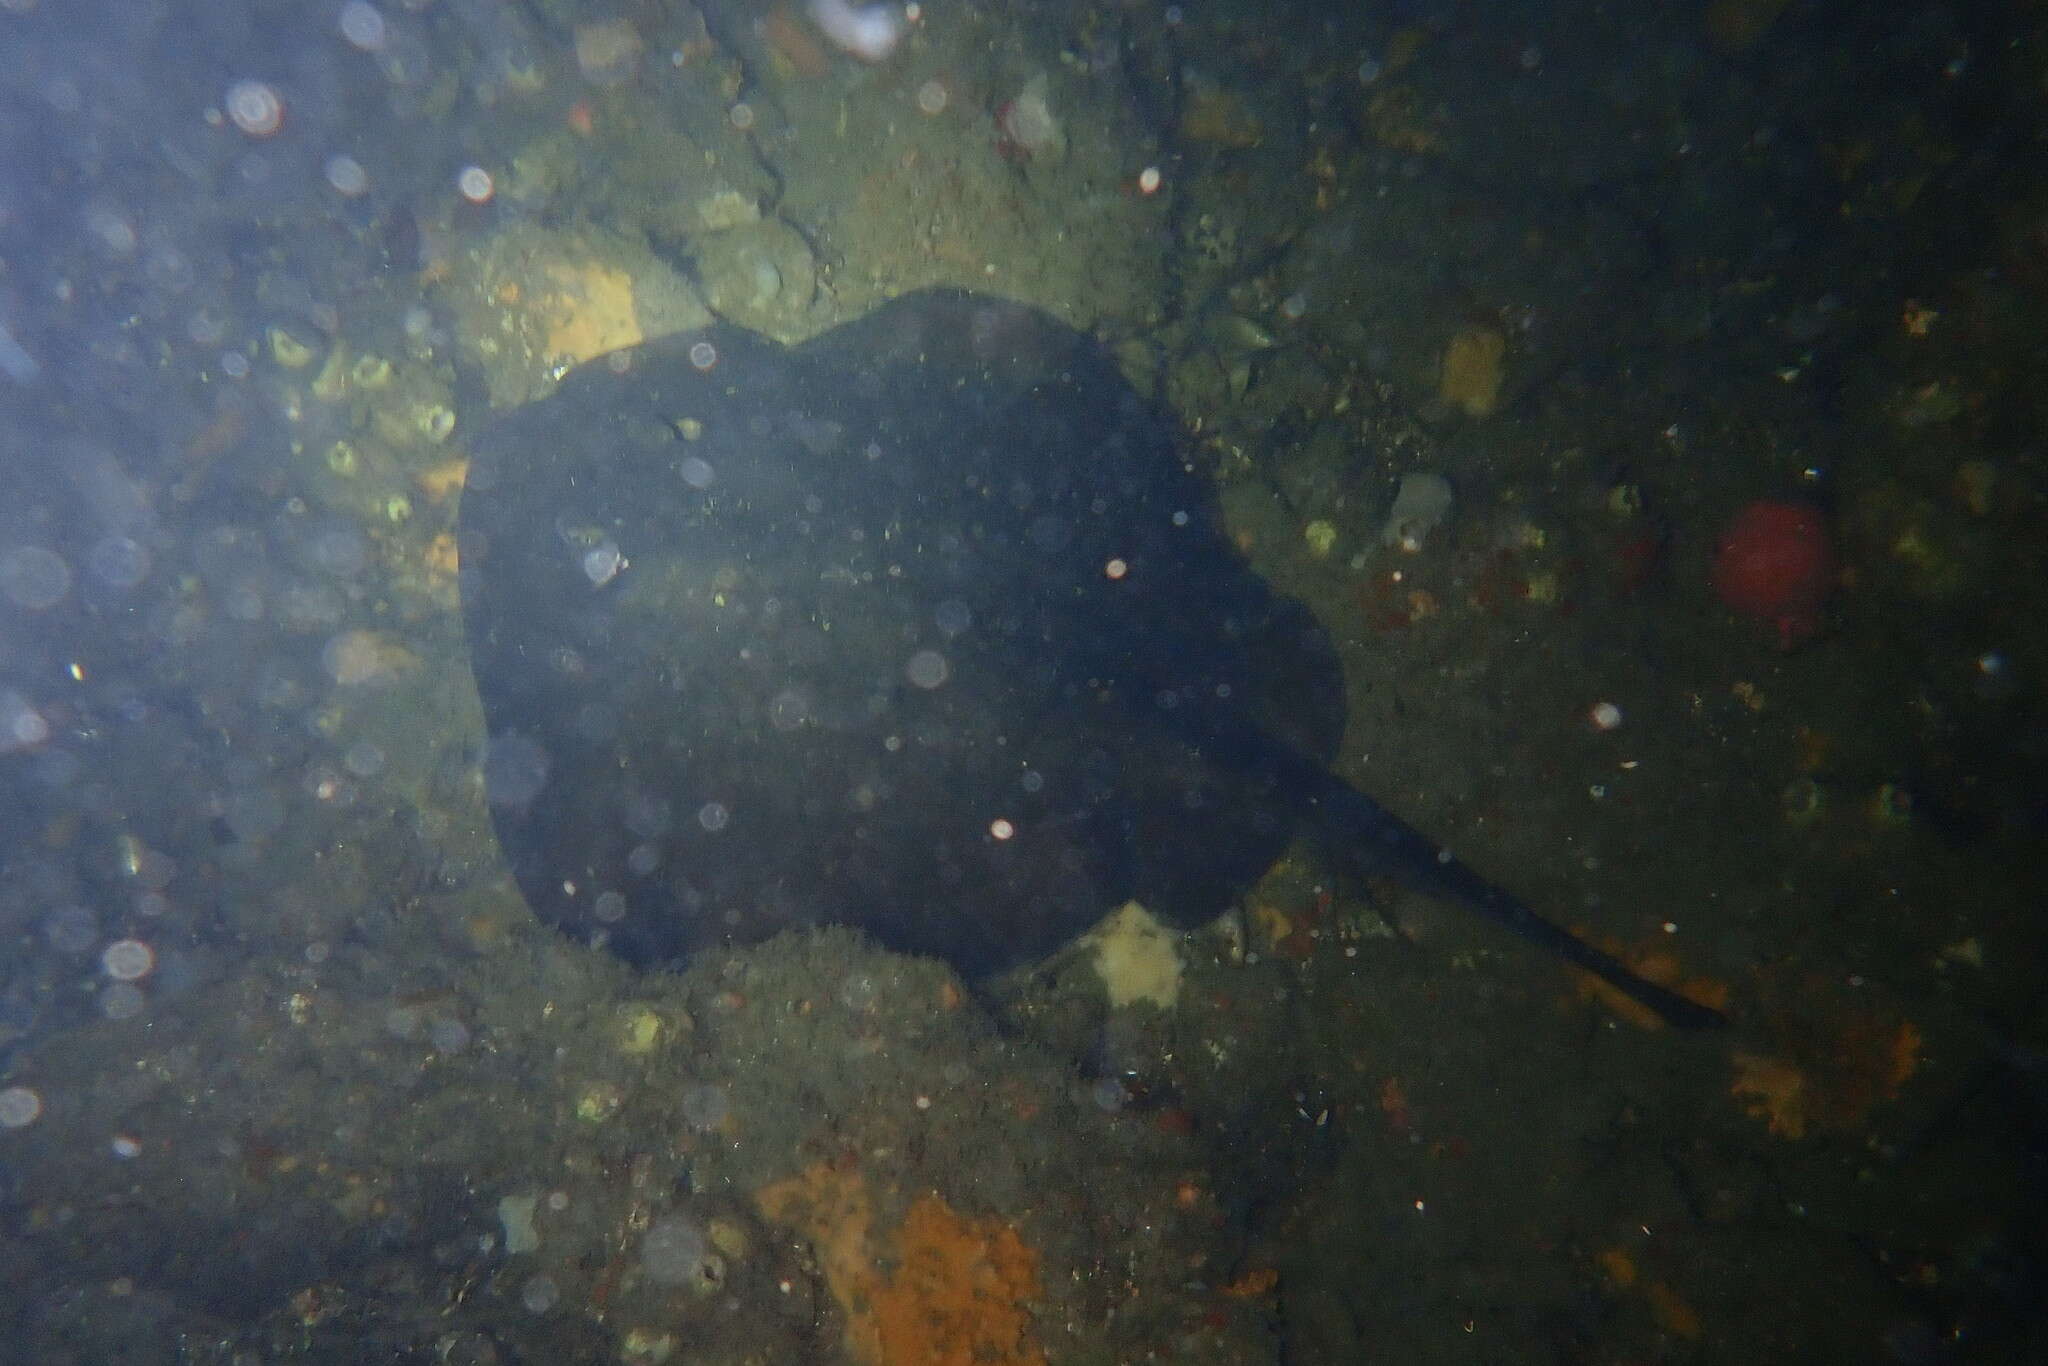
<box><xmin>1306</xmin><ymin>773</ymin><xmax>1729</xmax><ymax>1030</ymax></box>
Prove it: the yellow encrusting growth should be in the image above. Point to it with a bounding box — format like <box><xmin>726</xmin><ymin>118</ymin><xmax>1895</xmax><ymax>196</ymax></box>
<box><xmin>1085</xmin><ymin>901</ymin><xmax>1184</xmax><ymax>1009</ymax></box>
<box><xmin>542</xmin><ymin>262</ymin><xmax>643</xmax><ymax>366</ymax></box>
<box><xmin>1438</xmin><ymin>325</ymin><xmax>1506</xmax><ymax>417</ymax></box>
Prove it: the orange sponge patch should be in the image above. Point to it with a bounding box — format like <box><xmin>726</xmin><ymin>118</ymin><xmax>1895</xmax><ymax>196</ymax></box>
<box><xmin>757</xmin><ymin>1162</ymin><xmax>1046</xmax><ymax>1366</ymax></box>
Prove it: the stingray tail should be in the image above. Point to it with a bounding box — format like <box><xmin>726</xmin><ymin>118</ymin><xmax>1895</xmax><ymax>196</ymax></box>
<box><xmin>1302</xmin><ymin>770</ymin><xmax>1729</xmax><ymax>1030</ymax></box>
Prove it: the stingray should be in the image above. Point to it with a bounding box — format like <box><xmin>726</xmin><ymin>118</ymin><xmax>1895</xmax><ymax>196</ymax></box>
<box><xmin>458</xmin><ymin>289</ymin><xmax>1722</xmax><ymax>1028</ymax></box>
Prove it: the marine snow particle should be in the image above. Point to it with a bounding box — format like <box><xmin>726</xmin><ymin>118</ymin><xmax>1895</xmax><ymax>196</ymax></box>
<box><xmin>1588</xmin><ymin>701</ymin><xmax>1623</xmax><ymax>732</ymax></box>
<box><xmin>521</xmin><ymin>1274</ymin><xmax>560</xmax><ymax>1313</ymax></box>
<box><xmin>43</xmin><ymin>905</ymin><xmax>97</xmax><ymax>954</ymax></box>
<box><xmin>224</xmin><ymin>80</ymin><xmax>284</xmax><ymax>138</ymax></box>
<box><xmin>324</xmin><ymin>154</ymin><xmax>370</xmax><ymax>197</ymax></box>
<box><xmin>933</xmin><ymin>598</ymin><xmax>972</xmax><ymax>638</ymax></box>
<box><xmin>989</xmin><ymin>817</ymin><xmax>1015</xmax><ymax>841</ymax></box>
<box><xmin>87</xmin><ymin>535</ymin><xmax>151</xmax><ymax>589</ymax></box>
<box><xmin>101</xmin><ymin>982</ymin><xmax>147</xmax><ymax>1020</ymax></box>
<box><xmin>904</xmin><ymin>648</ymin><xmax>949</xmax><ymax>689</ymax></box>
<box><xmin>1380</xmin><ymin>471</ymin><xmax>1454</xmax><ymax>552</ymax></box>
<box><xmin>998</xmin><ymin>74</ymin><xmax>1062</xmax><ymax>158</ymax></box>
<box><xmin>0</xmin><ymin>1086</ymin><xmax>41</xmax><ymax>1129</ymax></box>
<box><xmin>338</xmin><ymin>1</ymin><xmax>387</xmax><ymax>53</ymax></box>
<box><xmin>688</xmin><ymin>340</ymin><xmax>718</xmax><ymax>372</ymax></box>
<box><xmin>343</xmin><ymin>740</ymin><xmax>386</xmax><ymax>778</ymax></box>
<box><xmin>223</xmin><ymin>786</ymin><xmax>286</xmax><ymax>843</ymax></box>
<box><xmin>482</xmin><ymin>733</ymin><xmax>551</xmax><ymax>806</ymax></box>
<box><xmin>100</xmin><ymin>938</ymin><xmax>156</xmax><ymax>982</ymax></box>
<box><xmin>455</xmin><ymin>165</ymin><xmax>494</xmax><ymax>204</ymax></box>
<box><xmin>838</xmin><ymin>973</ymin><xmax>879</xmax><ymax>1012</ymax></box>
<box><xmin>582</xmin><ymin>540</ymin><xmax>624</xmax><ymax>587</ymax></box>
<box><xmin>0</xmin><ymin>545</ymin><xmax>72</xmax><ymax>610</ymax></box>
<box><xmin>680</xmin><ymin>1083</ymin><xmax>730</xmax><ymax>1132</ymax></box>
<box><xmin>574</xmin><ymin>18</ymin><xmax>643</xmax><ymax>87</ymax></box>
<box><xmin>1137</xmin><ymin>165</ymin><xmax>1162</xmax><ymax>195</ymax></box>
<box><xmin>640</xmin><ymin>1214</ymin><xmax>710</xmax><ymax>1286</ymax></box>
<box><xmin>1103</xmin><ymin>557</ymin><xmax>1128</xmax><ymax>580</ymax></box>
<box><xmin>83</xmin><ymin>205</ymin><xmax>137</xmax><ymax>257</ymax></box>
<box><xmin>498</xmin><ymin>1194</ymin><xmax>541</xmax><ymax>1253</ymax></box>
<box><xmin>0</xmin><ymin>690</ymin><xmax>49</xmax><ymax>751</ymax></box>
<box><xmin>768</xmin><ymin>686</ymin><xmax>814</xmax><ymax>731</ymax></box>
<box><xmin>808</xmin><ymin>0</ymin><xmax>905</xmax><ymax>62</ymax></box>
<box><xmin>428</xmin><ymin>1017</ymin><xmax>472</xmax><ymax>1054</ymax></box>
<box><xmin>915</xmin><ymin>79</ymin><xmax>947</xmax><ymax>115</ymax></box>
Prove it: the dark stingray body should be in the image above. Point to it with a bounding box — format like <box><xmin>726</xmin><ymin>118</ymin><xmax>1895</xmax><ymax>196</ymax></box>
<box><xmin>459</xmin><ymin>290</ymin><xmax>1722</xmax><ymax>1027</ymax></box>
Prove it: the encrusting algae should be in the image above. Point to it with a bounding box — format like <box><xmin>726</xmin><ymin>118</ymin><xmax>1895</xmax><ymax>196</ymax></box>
<box><xmin>1729</xmin><ymin>1015</ymin><xmax>1922</xmax><ymax>1140</ymax></box>
<box><xmin>1568</xmin><ymin>934</ymin><xmax>1729</xmax><ymax>1032</ymax></box>
<box><xmin>875</xmin><ymin>1196</ymin><xmax>1045</xmax><ymax>1366</ymax></box>
<box><xmin>756</xmin><ymin>1161</ymin><xmax>1047</xmax><ymax>1366</ymax></box>
<box><xmin>1595</xmin><ymin>1246</ymin><xmax>1705</xmax><ymax>1341</ymax></box>
<box><xmin>1717</xmin><ymin>967</ymin><xmax>1926</xmax><ymax>1140</ymax></box>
